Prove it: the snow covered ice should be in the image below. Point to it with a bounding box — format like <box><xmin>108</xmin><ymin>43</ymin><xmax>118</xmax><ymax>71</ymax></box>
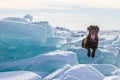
<box><xmin>0</xmin><ymin>50</ymin><xmax>78</xmax><ymax>78</ymax></box>
<box><xmin>0</xmin><ymin>15</ymin><xmax>120</xmax><ymax>80</ymax></box>
<box><xmin>0</xmin><ymin>71</ymin><xmax>41</xmax><ymax>80</ymax></box>
<box><xmin>58</xmin><ymin>64</ymin><xmax>105</xmax><ymax>80</ymax></box>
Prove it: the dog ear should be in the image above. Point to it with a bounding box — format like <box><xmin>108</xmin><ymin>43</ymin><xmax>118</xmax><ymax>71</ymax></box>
<box><xmin>87</xmin><ymin>26</ymin><xmax>90</xmax><ymax>31</ymax></box>
<box><xmin>96</xmin><ymin>26</ymin><xmax>99</xmax><ymax>31</ymax></box>
<box><xmin>87</xmin><ymin>25</ymin><xmax>93</xmax><ymax>31</ymax></box>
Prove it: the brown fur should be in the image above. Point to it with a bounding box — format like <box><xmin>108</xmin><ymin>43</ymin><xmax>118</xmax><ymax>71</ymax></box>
<box><xmin>82</xmin><ymin>25</ymin><xmax>99</xmax><ymax>58</ymax></box>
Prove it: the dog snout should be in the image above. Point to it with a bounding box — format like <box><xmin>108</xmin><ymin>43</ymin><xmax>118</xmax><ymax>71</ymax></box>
<box><xmin>91</xmin><ymin>30</ymin><xmax>96</xmax><ymax>34</ymax></box>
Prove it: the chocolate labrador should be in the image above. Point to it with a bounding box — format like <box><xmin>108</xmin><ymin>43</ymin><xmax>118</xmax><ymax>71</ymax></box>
<box><xmin>82</xmin><ymin>25</ymin><xmax>99</xmax><ymax>58</ymax></box>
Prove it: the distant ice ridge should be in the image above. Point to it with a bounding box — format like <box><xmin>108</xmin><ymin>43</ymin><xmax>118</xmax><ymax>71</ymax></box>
<box><xmin>0</xmin><ymin>71</ymin><xmax>41</xmax><ymax>80</ymax></box>
<box><xmin>53</xmin><ymin>26</ymin><xmax>84</xmax><ymax>38</ymax></box>
<box><xmin>53</xmin><ymin>27</ymin><xmax>71</xmax><ymax>38</ymax></box>
<box><xmin>3</xmin><ymin>14</ymin><xmax>33</xmax><ymax>22</ymax></box>
<box><xmin>3</xmin><ymin>17</ymin><xmax>28</xmax><ymax>22</ymax></box>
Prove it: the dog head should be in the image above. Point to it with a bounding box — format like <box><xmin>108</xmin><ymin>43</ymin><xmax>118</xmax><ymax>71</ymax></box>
<box><xmin>87</xmin><ymin>25</ymin><xmax>99</xmax><ymax>40</ymax></box>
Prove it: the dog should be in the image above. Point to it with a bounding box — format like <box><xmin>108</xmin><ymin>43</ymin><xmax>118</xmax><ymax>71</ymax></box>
<box><xmin>82</xmin><ymin>25</ymin><xmax>99</xmax><ymax>58</ymax></box>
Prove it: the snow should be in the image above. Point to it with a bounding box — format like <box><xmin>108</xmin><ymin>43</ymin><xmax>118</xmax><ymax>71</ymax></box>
<box><xmin>0</xmin><ymin>71</ymin><xmax>41</xmax><ymax>80</ymax></box>
<box><xmin>112</xmin><ymin>35</ymin><xmax>120</xmax><ymax>47</ymax></box>
<box><xmin>115</xmin><ymin>69</ymin><xmax>120</xmax><ymax>75</ymax></box>
<box><xmin>91</xmin><ymin>64</ymin><xmax>118</xmax><ymax>76</ymax></box>
<box><xmin>3</xmin><ymin>17</ymin><xmax>28</xmax><ymax>22</ymax></box>
<box><xmin>43</xmin><ymin>64</ymin><xmax>118</xmax><ymax>80</ymax></box>
<box><xmin>43</xmin><ymin>64</ymin><xmax>71</xmax><ymax>80</ymax></box>
<box><xmin>53</xmin><ymin>27</ymin><xmax>71</xmax><ymax>38</ymax></box>
<box><xmin>58</xmin><ymin>64</ymin><xmax>105</xmax><ymax>80</ymax></box>
<box><xmin>3</xmin><ymin>14</ymin><xmax>33</xmax><ymax>22</ymax></box>
<box><xmin>104</xmin><ymin>45</ymin><xmax>119</xmax><ymax>56</ymax></box>
<box><xmin>24</xmin><ymin>14</ymin><xmax>33</xmax><ymax>21</ymax></box>
<box><xmin>104</xmin><ymin>76</ymin><xmax>120</xmax><ymax>80</ymax></box>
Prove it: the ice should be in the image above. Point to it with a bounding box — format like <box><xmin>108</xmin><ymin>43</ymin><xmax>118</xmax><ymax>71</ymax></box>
<box><xmin>24</xmin><ymin>14</ymin><xmax>33</xmax><ymax>21</ymax></box>
<box><xmin>0</xmin><ymin>17</ymin><xmax>58</xmax><ymax>63</ymax></box>
<box><xmin>45</xmin><ymin>37</ymin><xmax>67</xmax><ymax>47</ymax></box>
<box><xmin>104</xmin><ymin>45</ymin><xmax>119</xmax><ymax>56</ymax></box>
<box><xmin>43</xmin><ymin>64</ymin><xmax>119</xmax><ymax>80</ymax></box>
<box><xmin>43</xmin><ymin>64</ymin><xmax>71</xmax><ymax>80</ymax></box>
<box><xmin>101</xmin><ymin>45</ymin><xmax>118</xmax><ymax>65</ymax></box>
<box><xmin>67</xmin><ymin>45</ymin><xmax>120</xmax><ymax>67</ymax></box>
<box><xmin>0</xmin><ymin>20</ymin><xmax>47</xmax><ymax>42</ymax></box>
<box><xmin>60</xmin><ymin>43</ymin><xmax>81</xmax><ymax>51</ymax></box>
<box><xmin>0</xmin><ymin>20</ymin><xmax>58</xmax><ymax>63</ymax></box>
<box><xmin>66</xmin><ymin>48</ymin><xmax>104</xmax><ymax>64</ymax></box>
<box><xmin>99</xmin><ymin>45</ymin><xmax>120</xmax><ymax>68</ymax></box>
<box><xmin>112</xmin><ymin>35</ymin><xmax>120</xmax><ymax>47</ymax></box>
<box><xmin>71</xmin><ymin>31</ymin><xmax>84</xmax><ymax>37</ymax></box>
<box><xmin>104</xmin><ymin>76</ymin><xmax>120</xmax><ymax>80</ymax></box>
<box><xmin>91</xmin><ymin>64</ymin><xmax>118</xmax><ymax>76</ymax></box>
<box><xmin>0</xmin><ymin>50</ymin><xmax>78</xmax><ymax>78</ymax></box>
<box><xmin>55</xmin><ymin>27</ymin><xmax>70</xmax><ymax>32</ymax></box>
<box><xmin>63</xmin><ymin>30</ymin><xmax>120</xmax><ymax>62</ymax></box>
<box><xmin>53</xmin><ymin>27</ymin><xmax>71</xmax><ymax>38</ymax></box>
<box><xmin>98</xmin><ymin>31</ymin><xmax>119</xmax><ymax>48</ymax></box>
<box><xmin>58</xmin><ymin>64</ymin><xmax>105</xmax><ymax>80</ymax></box>
<box><xmin>3</xmin><ymin>17</ymin><xmax>28</xmax><ymax>22</ymax></box>
<box><xmin>1</xmin><ymin>15</ymin><xmax>120</xmax><ymax>79</ymax></box>
<box><xmin>3</xmin><ymin>14</ymin><xmax>33</xmax><ymax>22</ymax></box>
<box><xmin>31</xmin><ymin>21</ymin><xmax>53</xmax><ymax>38</ymax></box>
<box><xmin>114</xmin><ymin>69</ymin><xmax>120</xmax><ymax>75</ymax></box>
<box><xmin>0</xmin><ymin>71</ymin><xmax>41</xmax><ymax>80</ymax></box>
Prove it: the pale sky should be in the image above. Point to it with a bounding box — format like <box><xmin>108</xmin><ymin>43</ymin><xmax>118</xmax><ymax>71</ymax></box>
<box><xmin>0</xmin><ymin>0</ymin><xmax>120</xmax><ymax>31</ymax></box>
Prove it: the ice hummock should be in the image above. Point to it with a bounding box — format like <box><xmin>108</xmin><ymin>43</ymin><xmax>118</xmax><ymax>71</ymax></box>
<box><xmin>3</xmin><ymin>17</ymin><xmax>28</xmax><ymax>22</ymax></box>
<box><xmin>0</xmin><ymin>50</ymin><xmax>78</xmax><ymax>78</ymax></box>
<box><xmin>58</xmin><ymin>64</ymin><xmax>105</xmax><ymax>80</ymax></box>
<box><xmin>0</xmin><ymin>16</ymin><xmax>56</xmax><ymax>64</ymax></box>
<box><xmin>0</xmin><ymin>71</ymin><xmax>41</xmax><ymax>80</ymax></box>
<box><xmin>43</xmin><ymin>64</ymin><xmax>72</xmax><ymax>80</ymax></box>
<box><xmin>31</xmin><ymin>21</ymin><xmax>53</xmax><ymax>38</ymax></box>
<box><xmin>91</xmin><ymin>64</ymin><xmax>118</xmax><ymax>76</ymax></box>
<box><xmin>24</xmin><ymin>14</ymin><xmax>33</xmax><ymax>21</ymax></box>
<box><xmin>43</xmin><ymin>64</ymin><xmax>119</xmax><ymax>80</ymax></box>
<box><xmin>0</xmin><ymin>20</ymin><xmax>47</xmax><ymax>42</ymax></box>
<box><xmin>104</xmin><ymin>76</ymin><xmax>120</xmax><ymax>80</ymax></box>
<box><xmin>112</xmin><ymin>35</ymin><xmax>120</xmax><ymax>47</ymax></box>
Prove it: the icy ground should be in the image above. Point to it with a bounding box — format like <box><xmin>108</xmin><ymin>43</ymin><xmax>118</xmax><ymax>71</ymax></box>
<box><xmin>0</xmin><ymin>15</ymin><xmax>120</xmax><ymax>80</ymax></box>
